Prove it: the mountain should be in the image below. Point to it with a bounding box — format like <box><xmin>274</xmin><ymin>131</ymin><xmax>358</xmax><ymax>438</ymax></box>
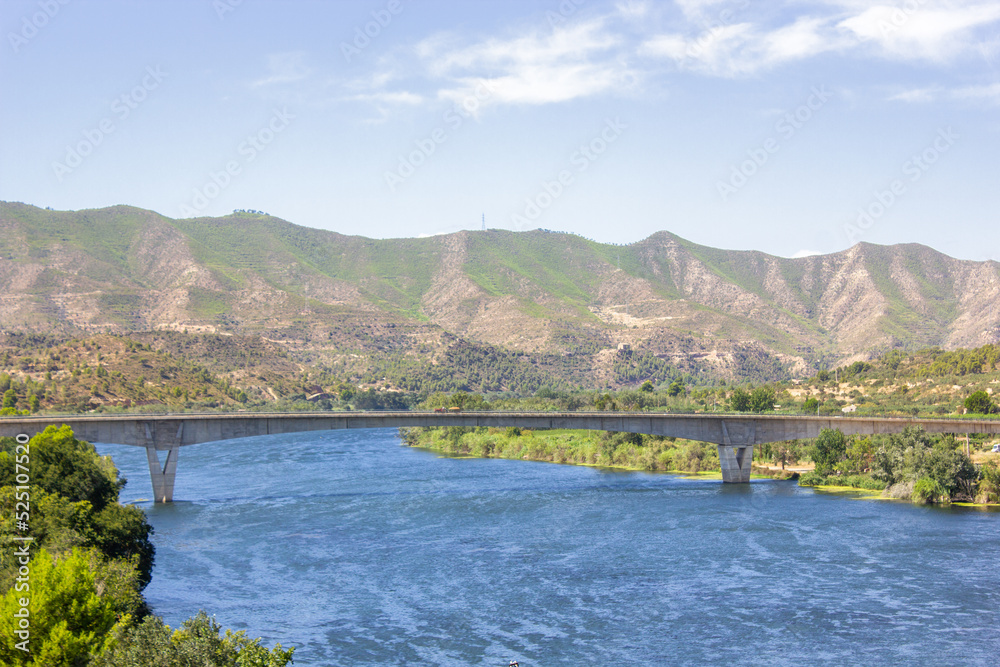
<box><xmin>1</xmin><ymin>202</ymin><xmax>998</xmax><ymax>387</ymax></box>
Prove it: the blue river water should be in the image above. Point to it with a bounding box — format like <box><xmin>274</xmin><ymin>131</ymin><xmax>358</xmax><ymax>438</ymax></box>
<box><xmin>97</xmin><ymin>428</ymin><xmax>1000</xmax><ymax>666</ymax></box>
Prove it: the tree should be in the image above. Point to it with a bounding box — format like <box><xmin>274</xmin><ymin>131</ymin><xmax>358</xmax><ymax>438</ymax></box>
<box><xmin>0</xmin><ymin>548</ymin><xmax>123</xmax><ymax>666</ymax></box>
<box><xmin>773</xmin><ymin>441</ymin><xmax>799</xmax><ymax>470</ymax></box>
<box><xmin>802</xmin><ymin>397</ymin><xmax>819</xmax><ymax>414</ymax></box>
<box><xmin>640</xmin><ymin>380</ymin><xmax>654</xmax><ymax>393</ymax></box>
<box><xmin>667</xmin><ymin>379</ymin><xmax>684</xmax><ymax>397</ymax></box>
<box><xmin>748</xmin><ymin>386</ymin><xmax>776</xmax><ymax>413</ymax></box>
<box><xmin>810</xmin><ymin>428</ymin><xmax>847</xmax><ymax>474</ymax></box>
<box><xmin>729</xmin><ymin>388</ymin><xmax>752</xmax><ymax>412</ymax></box>
<box><xmin>93</xmin><ymin>611</ymin><xmax>294</xmax><ymax>667</ymax></box>
<box><xmin>0</xmin><ymin>428</ymin><xmax>155</xmax><ymax>588</ymax></box>
<box><xmin>964</xmin><ymin>390</ymin><xmax>997</xmax><ymax>415</ymax></box>
<box><xmin>2</xmin><ymin>388</ymin><xmax>16</xmax><ymax>409</ymax></box>
<box><xmin>0</xmin><ymin>426</ymin><xmax>122</xmax><ymax>512</ymax></box>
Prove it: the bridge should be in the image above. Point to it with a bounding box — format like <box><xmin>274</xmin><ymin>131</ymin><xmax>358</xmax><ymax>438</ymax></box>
<box><xmin>3</xmin><ymin>411</ymin><xmax>999</xmax><ymax>502</ymax></box>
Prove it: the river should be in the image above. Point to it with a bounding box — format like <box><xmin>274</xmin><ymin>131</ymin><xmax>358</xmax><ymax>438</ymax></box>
<box><xmin>97</xmin><ymin>428</ymin><xmax>1000</xmax><ymax>666</ymax></box>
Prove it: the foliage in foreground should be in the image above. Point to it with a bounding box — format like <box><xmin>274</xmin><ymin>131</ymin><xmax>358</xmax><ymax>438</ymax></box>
<box><xmin>0</xmin><ymin>426</ymin><xmax>155</xmax><ymax>591</ymax></box>
<box><xmin>0</xmin><ymin>427</ymin><xmax>294</xmax><ymax>666</ymax></box>
<box><xmin>92</xmin><ymin>612</ymin><xmax>294</xmax><ymax>667</ymax></box>
<box><xmin>0</xmin><ymin>548</ymin><xmax>133</xmax><ymax>666</ymax></box>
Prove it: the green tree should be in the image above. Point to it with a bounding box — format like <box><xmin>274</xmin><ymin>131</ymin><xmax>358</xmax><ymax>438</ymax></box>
<box><xmin>28</xmin><ymin>394</ymin><xmax>40</xmax><ymax>413</ymax></box>
<box><xmin>640</xmin><ymin>380</ymin><xmax>654</xmax><ymax>393</ymax></box>
<box><xmin>93</xmin><ymin>611</ymin><xmax>294</xmax><ymax>667</ymax></box>
<box><xmin>729</xmin><ymin>388</ymin><xmax>752</xmax><ymax>412</ymax></box>
<box><xmin>802</xmin><ymin>397</ymin><xmax>819</xmax><ymax>414</ymax></box>
<box><xmin>964</xmin><ymin>390</ymin><xmax>997</xmax><ymax>414</ymax></box>
<box><xmin>2</xmin><ymin>388</ymin><xmax>16</xmax><ymax>409</ymax></box>
<box><xmin>810</xmin><ymin>428</ymin><xmax>847</xmax><ymax>474</ymax></box>
<box><xmin>773</xmin><ymin>441</ymin><xmax>799</xmax><ymax>470</ymax></box>
<box><xmin>0</xmin><ymin>548</ymin><xmax>123</xmax><ymax>666</ymax></box>
<box><xmin>748</xmin><ymin>386</ymin><xmax>776</xmax><ymax>413</ymax></box>
<box><xmin>83</xmin><ymin>503</ymin><xmax>155</xmax><ymax>589</ymax></box>
<box><xmin>0</xmin><ymin>426</ymin><xmax>122</xmax><ymax>512</ymax></box>
<box><xmin>0</xmin><ymin>428</ymin><xmax>155</xmax><ymax>587</ymax></box>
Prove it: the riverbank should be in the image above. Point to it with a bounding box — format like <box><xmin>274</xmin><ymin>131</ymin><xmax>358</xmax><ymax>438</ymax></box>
<box><xmin>399</xmin><ymin>426</ymin><xmax>723</xmax><ymax>475</ymax></box>
<box><xmin>401</xmin><ymin>427</ymin><xmax>1000</xmax><ymax>508</ymax></box>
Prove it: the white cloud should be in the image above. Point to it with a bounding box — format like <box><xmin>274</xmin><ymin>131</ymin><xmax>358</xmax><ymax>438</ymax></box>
<box><xmin>888</xmin><ymin>86</ymin><xmax>942</xmax><ymax>102</ymax></box>
<box><xmin>673</xmin><ymin>0</ymin><xmax>737</xmax><ymax>20</ymax></box>
<box><xmin>346</xmin><ymin>0</ymin><xmax>1000</xmax><ymax>114</ymax></box>
<box><xmin>639</xmin><ymin>1</ymin><xmax>1000</xmax><ymax>77</ymax></box>
<box><xmin>251</xmin><ymin>51</ymin><xmax>311</xmax><ymax>88</ymax></box>
<box><xmin>615</xmin><ymin>0</ymin><xmax>651</xmax><ymax>20</ymax></box>
<box><xmin>889</xmin><ymin>82</ymin><xmax>1000</xmax><ymax>104</ymax></box>
<box><xmin>952</xmin><ymin>81</ymin><xmax>1000</xmax><ymax>102</ymax></box>
<box><xmin>838</xmin><ymin>3</ymin><xmax>1000</xmax><ymax>62</ymax></box>
<box><xmin>416</xmin><ymin>19</ymin><xmax>636</xmax><ymax>107</ymax></box>
<box><xmin>641</xmin><ymin>17</ymin><xmax>840</xmax><ymax>77</ymax></box>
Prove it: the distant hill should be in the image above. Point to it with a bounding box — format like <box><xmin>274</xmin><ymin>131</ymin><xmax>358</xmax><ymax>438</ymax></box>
<box><xmin>1</xmin><ymin>202</ymin><xmax>998</xmax><ymax>387</ymax></box>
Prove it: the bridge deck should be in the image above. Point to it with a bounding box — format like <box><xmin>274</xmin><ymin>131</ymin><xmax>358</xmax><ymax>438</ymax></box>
<box><xmin>3</xmin><ymin>412</ymin><xmax>997</xmax><ymax>501</ymax></box>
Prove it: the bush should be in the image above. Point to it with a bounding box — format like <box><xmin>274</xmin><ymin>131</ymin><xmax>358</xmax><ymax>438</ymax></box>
<box><xmin>841</xmin><ymin>474</ymin><xmax>886</xmax><ymax>491</ymax></box>
<box><xmin>912</xmin><ymin>476</ymin><xmax>947</xmax><ymax>504</ymax></box>
<box><xmin>975</xmin><ymin>459</ymin><xmax>1000</xmax><ymax>504</ymax></box>
<box><xmin>798</xmin><ymin>471</ymin><xmax>828</xmax><ymax>487</ymax></box>
<box><xmin>93</xmin><ymin>611</ymin><xmax>294</xmax><ymax>667</ymax></box>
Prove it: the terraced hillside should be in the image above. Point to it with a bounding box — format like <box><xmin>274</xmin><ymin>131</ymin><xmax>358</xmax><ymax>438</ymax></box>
<box><xmin>1</xmin><ymin>202</ymin><xmax>998</xmax><ymax>385</ymax></box>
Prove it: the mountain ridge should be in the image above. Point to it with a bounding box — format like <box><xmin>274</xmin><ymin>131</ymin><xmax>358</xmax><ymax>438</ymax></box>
<box><xmin>1</xmin><ymin>201</ymin><xmax>997</xmax><ymax>385</ymax></box>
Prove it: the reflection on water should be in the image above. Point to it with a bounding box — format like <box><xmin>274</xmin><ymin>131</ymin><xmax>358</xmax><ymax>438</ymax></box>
<box><xmin>99</xmin><ymin>429</ymin><xmax>1000</xmax><ymax>666</ymax></box>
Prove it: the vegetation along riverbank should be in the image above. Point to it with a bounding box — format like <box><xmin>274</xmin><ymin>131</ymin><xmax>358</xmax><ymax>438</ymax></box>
<box><xmin>404</xmin><ymin>394</ymin><xmax>1000</xmax><ymax>507</ymax></box>
<box><xmin>0</xmin><ymin>427</ymin><xmax>295</xmax><ymax>666</ymax></box>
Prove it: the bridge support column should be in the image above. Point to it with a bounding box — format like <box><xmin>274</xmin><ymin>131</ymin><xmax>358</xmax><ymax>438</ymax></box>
<box><xmin>718</xmin><ymin>420</ymin><xmax>755</xmax><ymax>483</ymax></box>
<box><xmin>717</xmin><ymin>445</ymin><xmax>753</xmax><ymax>483</ymax></box>
<box><xmin>146</xmin><ymin>445</ymin><xmax>179</xmax><ymax>503</ymax></box>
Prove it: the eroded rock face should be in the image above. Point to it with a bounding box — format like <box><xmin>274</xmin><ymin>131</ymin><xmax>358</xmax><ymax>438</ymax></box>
<box><xmin>1</xmin><ymin>202</ymin><xmax>998</xmax><ymax>380</ymax></box>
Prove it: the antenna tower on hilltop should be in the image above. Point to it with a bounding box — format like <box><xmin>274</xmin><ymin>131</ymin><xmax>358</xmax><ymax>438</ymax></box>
<box><xmin>482</xmin><ymin>213</ymin><xmax>485</xmax><ymax>231</ymax></box>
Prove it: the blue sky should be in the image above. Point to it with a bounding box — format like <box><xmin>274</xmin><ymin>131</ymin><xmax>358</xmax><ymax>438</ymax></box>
<box><xmin>2</xmin><ymin>0</ymin><xmax>998</xmax><ymax>260</ymax></box>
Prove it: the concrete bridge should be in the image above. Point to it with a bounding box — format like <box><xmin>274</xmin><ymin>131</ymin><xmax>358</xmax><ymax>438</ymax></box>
<box><xmin>3</xmin><ymin>411</ymin><xmax>999</xmax><ymax>502</ymax></box>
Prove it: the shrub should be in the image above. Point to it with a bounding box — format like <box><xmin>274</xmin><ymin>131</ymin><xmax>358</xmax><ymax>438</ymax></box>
<box><xmin>912</xmin><ymin>477</ymin><xmax>947</xmax><ymax>504</ymax></box>
<box><xmin>976</xmin><ymin>460</ymin><xmax>1000</xmax><ymax>504</ymax></box>
<box><xmin>841</xmin><ymin>474</ymin><xmax>886</xmax><ymax>491</ymax></box>
<box><xmin>798</xmin><ymin>471</ymin><xmax>827</xmax><ymax>487</ymax></box>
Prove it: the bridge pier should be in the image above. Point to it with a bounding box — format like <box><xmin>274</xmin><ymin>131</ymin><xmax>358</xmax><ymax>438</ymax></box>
<box><xmin>718</xmin><ymin>420</ymin><xmax>755</xmax><ymax>483</ymax></box>
<box><xmin>146</xmin><ymin>445</ymin><xmax>179</xmax><ymax>503</ymax></box>
<box><xmin>717</xmin><ymin>445</ymin><xmax>754</xmax><ymax>483</ymax></box>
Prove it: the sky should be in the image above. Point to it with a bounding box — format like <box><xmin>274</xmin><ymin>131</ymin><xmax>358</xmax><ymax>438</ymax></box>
<box><xmin>1</xmin><ymin>0</ymin><xmax>998</xmax><ymax>260</ymax></box>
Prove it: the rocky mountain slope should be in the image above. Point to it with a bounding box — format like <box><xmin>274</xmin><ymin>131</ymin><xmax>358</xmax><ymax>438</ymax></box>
<box><xmin>1</xmin><ymin>202</ymin><xmax>997</xmax><ymax>384</ymax></box>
